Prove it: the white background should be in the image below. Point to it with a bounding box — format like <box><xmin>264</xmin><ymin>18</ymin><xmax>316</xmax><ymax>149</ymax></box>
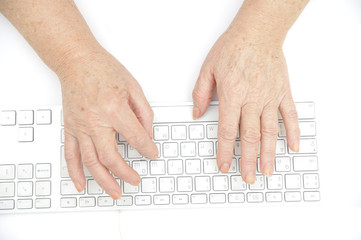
<box><xmin>1</xmin><ymin>0</ymin><xmax>361</xmax><ymax>239</ymax></box>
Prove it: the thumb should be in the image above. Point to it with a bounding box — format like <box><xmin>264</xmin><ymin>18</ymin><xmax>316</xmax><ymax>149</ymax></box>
<box><xmin>192</xmin><ymin>66</ymin><xmax>216</xmax><ymax>119</ymax></box>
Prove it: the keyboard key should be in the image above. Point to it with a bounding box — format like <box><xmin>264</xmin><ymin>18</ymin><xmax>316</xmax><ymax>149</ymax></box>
<box><xmin>18</xmin><ymin>127</ymin><xmax>34</xmax><ymax>142</ymax></box>
<box><xmin>247</xmin><ymin>192</ymin><xmax>263</xmax><ymax>203</ymax></box>
<box><xmin>195</xmin><ymin>176</ymin><xmax>211</xmax><ymax>192</ymax></box>
<box><xmin>303</xmin><ymin>191</ymin><xmax>320</xmax><ymax>201</ymax></box>
<box><xmin>17</xmin><ymin>181</ymin><xmax>33</xmax><ymax>197</ymax></box>
<box><xmin>132</xmin><ymin>161</ymin><xmax>148</xmax><ymax>176</ymax></box>
<box><xmin>159</xmin><ymin>177</ymin><xmax>175</xmax><ymax>192</ymax></box>
<box><xmin>61</xmin><ymin>198</ymin><xmax>77</xmax><ymax>208</ymax></box>
<box><xmin>0</xmin><ymin>199</ymin><xmax>15</xmax><ymax>210</ymax></box>
<box><xmin>189</xmin><ymin>125</ymin><xmax>204</xmax><ymax>140</ymax></box>
<box><xmin>35</xmin><ymin>163</ymin><xmax>51</xmax><ymax>179</ymax></box>
<box><xmin>79</xmin><ymin>197</ymin><xmax>96</xmax><ymax>207</ymax></box>
<box><xmin>17</xmin><ymin>199</ymin><xmax>33</xmax><ymax>209</ymax></box>
<box><xmin>153</xmin><ymin>125</ymin><xmax>169</xmax><ymax>141</ymax></box>
<box><xmin>35</xmin><ymin>181</ymin><xmax>51</xmax><ymax>196</ymax></box>
<box><xmin>203</xmin><ymin>158</ymin><xmax>218</xmax><ymax>174</ymax></box>
<box><xmin>191</xmin><ymin>194</ymin><xmax>207</xmax><ymax>204</ymax></box>
<box><xmin>0</xmin><ymin>110</ymin><xmax>16</xmax><ymax>126</ymax></box>
<box><xmin>36</xmin><ymin>110</ymin><xmax>52</xmax><ymax>125</ymax></box>
<box><xmin>276</xmin><ymin>139</ymin><xmax>286</xmax><ymax>155</ymax></box>
<box><xmin>88</xmin><ymin>179</ymin><xmax>103</xmax><ymax>195</ymax></box>
<box><xmin>295</xmin><ymin>102</ymin><xmax>315</xmax><ymax>119</ymax></box>
<box><xmin>98</xmin><ymin>196</ymin><xmax>114</xmax><ymax>207</ymax></box>
<box><xmin>172</xmin><ymin>194</ymin><xmax>189</xmax><ymax>204</ymax></box>
<box><xmin>285</xmin><ymin>174</ymin><xmax>301</xmax><ymax>189</ymax></box>
<box><xmin>293</xmin><ymin>156</ymin><xmax>318</xmax><ymax>171</ymax></box>
<box><xmin>17</xmin><ymin>164</ymin><xmax>33</xmax><ymax>179</ymax></box>
<box><xmin>228</xmin><ymin>193</ymin><xmax>245</xmax><ymax>203</ymax></box>
<box><xmin>210</xmin><ymin>193</ymin><xmax>226</xmax><ymax>204</ymax></box>
<box><xmin>18</xmin><ymin>110</ymin><xmax>34</xmax><ymax>125</ymax></box>
<box><xmin>35</xmin><ymin>198</ymin><xmax>51</xmax><ymax>208</ymax></box>
<box><xmin>135</xmin><ymin>195</ymin><xmax>151</xmax><ymax>205</ymax></box>
<box><xmin>198</xmin><ymin>141</ymin><xmax>214</xmax><ymax>157</ymax></box>
<box><xmin>267</xmin><ymin>175</ymin><xmax>283</xmax><ymax>190</ymax></box>
<box><xmin>213</xmin><ymin>176</ymin><xmax>228</xmax><ymax>191</ymax></box>
<box><xmin>180</xmin><ymin>142</ymin><xmax>196</xmax><ymax>157</ymax></box>
<box><xmin>61</xmin><ymin>180</ymin><xmax>85</xmax><ymax>195</ymax></box>
<box><xmin>171</xmin><ymin>125</ymin><xmax>187</xmax><ymax>140</ymax></box>
<box><xmin>154</xmin><ymin>195</ymin><xmax>170</xmax><ymax>205</ymax></box>
<box><xmin>0</xmin><ymin>164</ymin><xmax>15</xmax><ymax>180</ymax></box>
<box><xmin>230</xmin><ymin>175</ymin><xmax>247</xmax><ymax>191</ymax></box>
<box><xmin>185</xmin><ymin>159</ymin><xmax>201</xmax><ymax>174</ymax></box>
<box><xmin>167</xmin><ymin>159</ymin><xmax>183</xmax><ymax>175</ymax></box>
<box><xmin>17</xmin><ymin>110</ymin><xmax>34</xmax><ymax>125</ymax></box>
<box><xmin>285</xmin><ymin>191</ymin><xmax>301</xmax><ymax>202</ymax></box>
<box><xmin>123</xmin><ymin>182</ymin><xmax>139</xmax><ymax>194</ymax></box>
<box><xmin>117</xmin><ymin>196</ymin><xmax>133</xmax><ymax>206</ymax></box>
<box><xmin>303</xmin><ymin>173</ymin><xmax>320</xmax><ymax>189</ymax></box>
<box><xmin>177</xmin><ymin>177</ymin><xmax>193</xmax><ymax>192</ymax></box>
<box><xmin>0</xmin><ymin>182</ymin><xmax>15</xmax><ymax>197</ymax></box>
<box><xmin>289</xmin><ymin>139</ymin><xmax>317</xmax><ymax>154</ymax></box>
<box><xmin>206</xmin><ymin>124</ymin><xmax>218</xmax><ymax>139</ymax></box>
<box><xmin>141</xmin><ymin>178</ymin><xmax>157</xmax><ymax>193</ymax></box>
<box><xmin>150</xmin><ymin>160</ymin><xmax>165</xmax><ymax>175</ymax></box>
<box><xmin>163</xmin><ymin>142</ymin><xmax>178</xmax><ymax>158</ymax></box>
<box><xmin>275</xmin><ymin>157</ymin><xmax>291</xmax><ymax>172</ymax></box>
<box><xmin>265</xmin><ymin>192</ymin><xmax>283</xmax><ymax>202</ymax></box>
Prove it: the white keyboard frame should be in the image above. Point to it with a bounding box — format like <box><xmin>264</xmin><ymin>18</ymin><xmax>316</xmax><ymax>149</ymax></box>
<box><xmin>0</xmin><ymin>102</ymin><xmax>320</xmax><ymax>214</ymax></box>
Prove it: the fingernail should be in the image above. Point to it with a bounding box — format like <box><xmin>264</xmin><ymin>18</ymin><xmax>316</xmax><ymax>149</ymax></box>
<box><xmin>220</xmin><ymin>163</ymin><xmax>230</xmax><ymax>173</ymax></box>
<box><xmin>131</xmin><ymin>177</ymin><xmax>141</xmax><ymax>186</ymax></box>
<box><xmin>293</xmin><ymin>142</ymin><xmax>300</xmax><ymax>152</ymax></box>
<box><xmin>110</xmin><ymin>190</ymin><xmax>122</xmax><ymax>200</ymax></box>
<box><xmin>245</xmin><ymin>172</ymin><xmax>255</xmax><ymax>184</ymax></box>
<box><xmin>75</xmin><ymin>183</ymin><xmax>84</xmax><ymax>193</ymax></box>
<box><xmin>193</xmin><ymin>106</ymin><xmax>200</xmax><ymax>120</ymax></box>
<box><xmin>263</xmin><ymin>164</ymin><xmax>273</xmax><ymax>177</ymax></box>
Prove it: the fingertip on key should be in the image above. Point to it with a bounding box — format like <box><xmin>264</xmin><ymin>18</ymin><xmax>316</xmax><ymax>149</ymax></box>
<box><xmin>110</xmin><ymin>189</ymin><xmax>122</xmax><ymax>200</ymax></box>
<box><xmin>220</xmin><ymin>163</ymin><xmax>230</xmax><ymax>173</ymax></box>
<box><xmin>245</xmin><ymin>172</ymin><xmax>255</xmax><ymax>184</ymax></box>
<box><xmin>193</xmin><ymin>106</ymin><xmax>200</xmax><ymax>120</ymax></box>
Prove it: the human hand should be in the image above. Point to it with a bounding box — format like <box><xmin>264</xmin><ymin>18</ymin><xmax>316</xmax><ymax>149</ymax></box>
<box><xmin>58</xmin><ymin>49</ymin><xmax>158</xmax><ymax>199</ymax></box>
<box><xmin>192</xmin><ymin>30</ymin><xmax>300</xmax><ymax>184</ymax></box>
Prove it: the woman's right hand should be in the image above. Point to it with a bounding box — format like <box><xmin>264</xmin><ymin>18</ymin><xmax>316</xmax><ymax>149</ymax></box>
<box><xmin>58</xmin><ymin>49</ymin><xmax>158</xmax><ymax>200</ymax></box>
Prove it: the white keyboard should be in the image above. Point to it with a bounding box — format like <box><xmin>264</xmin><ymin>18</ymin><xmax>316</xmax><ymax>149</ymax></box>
<box><xmin>0</xmin><ymin>102</ymin><xmax>319</xmax><ymax>214</ymax></box>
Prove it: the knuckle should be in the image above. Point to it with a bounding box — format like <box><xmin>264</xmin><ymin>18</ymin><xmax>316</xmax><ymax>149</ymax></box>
<box><xmin>218</xmin><ymin>124</ymin><xmax>239</xmax><ymax>142</ymax></box>
<box><xmin>82</xmin><ymin>156</ymin><xmax>98</xmax><ymax>169</ymax></box>
<box><xmin>261</xmin><ymin>124</ymin><xmax>279</xmax><ymax>137</ymax></box>
<box><xmin>241</xmin><ymin>128</ymin><xmax>261</xmax><ymax>144</ymax></box>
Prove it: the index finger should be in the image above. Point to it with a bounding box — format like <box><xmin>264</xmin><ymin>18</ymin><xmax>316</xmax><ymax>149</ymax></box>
<box><xmin>111</xmin><ymin>103</ymin><xmax>158</xmax><ymax>160</ymax></box>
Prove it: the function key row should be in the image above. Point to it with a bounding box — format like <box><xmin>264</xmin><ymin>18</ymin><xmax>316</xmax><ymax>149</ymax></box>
<box><xmin>0</xmin><ymin>109</ymin><xmax>52</xmax><ymax>126</ymax></box>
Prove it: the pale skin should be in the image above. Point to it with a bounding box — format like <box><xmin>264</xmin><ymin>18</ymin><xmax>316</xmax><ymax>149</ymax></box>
<box><xmin>0</xmin><ymin>0</ymin><xmax>308</xmax><ymax>199</ymax></box>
